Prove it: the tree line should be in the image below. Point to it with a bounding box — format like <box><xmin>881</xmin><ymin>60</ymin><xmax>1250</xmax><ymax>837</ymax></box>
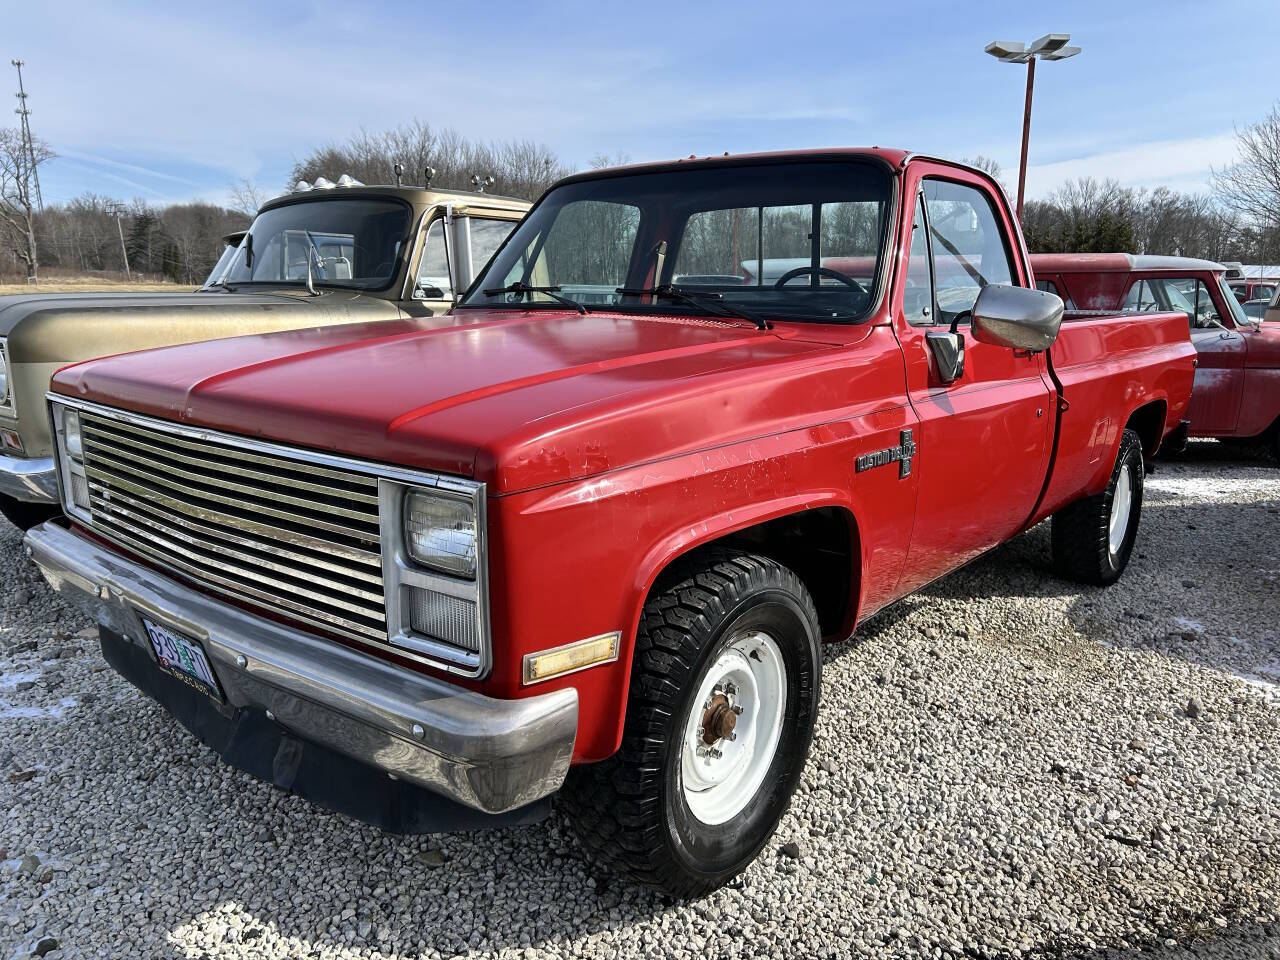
<box><xmin>4</xmin><ymin>108</ymin><xmax>1280</xmax><ymax>284</ymax></box>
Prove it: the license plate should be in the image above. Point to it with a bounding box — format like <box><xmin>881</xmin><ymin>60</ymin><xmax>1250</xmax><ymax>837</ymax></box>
<box><xmin>141</xmin><ymin>617</ymin><xmax>224</xmax><ymax>703</ymax></box>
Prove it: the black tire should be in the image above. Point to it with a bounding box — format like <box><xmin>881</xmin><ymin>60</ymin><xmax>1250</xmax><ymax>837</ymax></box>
<box><xmin>0</xmin><ymin>494</ymin><xmax>59</xmax><ymax>532</ymax></box>
<box><xmin>560</xmin><ymin>550</ymin><xmax>821</xmax><ymax>898</ymax></box>
<box><xmin>1051</xmin><ymin>428</ymin><xmax>1145</xmax><ymax>586</ymax></box>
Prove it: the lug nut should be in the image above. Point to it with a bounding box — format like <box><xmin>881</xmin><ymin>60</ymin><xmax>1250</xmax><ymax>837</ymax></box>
<box><xmin>235</xmin><ymin>655</ymin><xmax>247</xmax><ymax>669</ymax></box>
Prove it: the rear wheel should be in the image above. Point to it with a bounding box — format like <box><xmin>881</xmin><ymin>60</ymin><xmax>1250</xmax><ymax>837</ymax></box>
<box><xmin>560</xmin><ymin>550</ymin><xmax>821</xmax><ymax>898</ymax></box>
<box><xmin>1051</xmin><ymin>428</ymin><xmax>1145</xmax><ymax>585</ymax></box>
<box><xmin>0</xmin><ymin>494</ymin><xmax>59</xmax><ymax>532</ymax></box>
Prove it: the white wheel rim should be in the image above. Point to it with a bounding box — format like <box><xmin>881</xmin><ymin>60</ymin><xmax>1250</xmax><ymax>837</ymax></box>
<box><xmin>680</xmin><ymin>630</ymin><xmax>786</xmax><ymax>826</ymax></box>
<box><xmin>1109</xmin><ymin>461</ymin><xmax>1133</xmax><ymax>556</ymax></box>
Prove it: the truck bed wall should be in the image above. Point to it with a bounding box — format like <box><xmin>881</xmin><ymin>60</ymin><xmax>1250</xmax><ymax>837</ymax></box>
<box><xmin>1031</xmin><ymin>310</ymin><xmax>1195</xmax><ymax>525</ymax></box>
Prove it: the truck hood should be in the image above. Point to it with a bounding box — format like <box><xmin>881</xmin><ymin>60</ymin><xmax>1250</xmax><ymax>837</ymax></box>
<box><xmin>1</xmin><ymin>288</ymin><xmax>391</xmax><ymax>363</ymax></box>
<box><xmin>52</xmin><ymin>308</ymin><xmax>859</xmax><ymax>494</ymax></box>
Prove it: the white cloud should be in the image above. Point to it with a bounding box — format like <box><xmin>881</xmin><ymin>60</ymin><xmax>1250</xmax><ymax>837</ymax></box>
<box><xmin>1023</xmin><ymin>133</ymin><xmax>1239</xmax><ymax>198</ymax></box>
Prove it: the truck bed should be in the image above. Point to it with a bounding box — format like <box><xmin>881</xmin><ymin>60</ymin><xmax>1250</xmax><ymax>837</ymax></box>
<box><xmin>1031</xmin><ymin>309</ymin><xmax>1196</xmax><ymax>525</ymax></box>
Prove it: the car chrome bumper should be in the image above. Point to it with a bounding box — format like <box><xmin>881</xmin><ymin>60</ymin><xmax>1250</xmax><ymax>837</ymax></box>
<box><xmin>24</xmin><ymin>521</ymin><xmax>578</xmax><ymax>814</ymax></box>
<box><xmin>0</xmin><ymin>454</ymin><xmax>58</xmax><ymax>504</ymax></box>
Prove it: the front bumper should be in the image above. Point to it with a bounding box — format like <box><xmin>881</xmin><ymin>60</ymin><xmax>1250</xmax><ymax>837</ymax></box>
<box><xmin>0</xmin><ymin>454</ymin><xmax>57</xmax><ymax>504</ymax></box>
<box><xmin>25</xmin><ymin>521</ymin><xmax>578</xmax><ymax>814</ymax></box>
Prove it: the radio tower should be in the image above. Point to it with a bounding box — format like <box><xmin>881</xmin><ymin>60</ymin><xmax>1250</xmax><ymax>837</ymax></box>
<box><xmin>11</xmin><ymin>59</ymin><xmax>44</xmax><ymax>212</ymax></box>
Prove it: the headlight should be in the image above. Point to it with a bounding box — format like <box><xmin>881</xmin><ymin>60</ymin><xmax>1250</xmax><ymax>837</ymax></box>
<box><xmin>63</xmin><ymin>409</ymin><xmax>84</xmax><ymax>462</ymax></box>
<box><xmin>0</xmin><ymin>338</ymin><xmax>11</xmax><ymax>413</ymax></box>
<box><xmin>404</xmin><ymin>489</ymin><xmax>477</xmax><ymax>579</ymax></box>
<box><xmin>52</xmin><ymin>403</ymin><xmax>91</xmax><ymax>520</ymax></box>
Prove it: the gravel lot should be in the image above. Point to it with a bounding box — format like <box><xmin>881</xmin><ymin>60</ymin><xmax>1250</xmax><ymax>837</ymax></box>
<box><xmin>2</xmin><ymin>441</ymin><xmax>1278</xmax><ymax>960</ymax></box>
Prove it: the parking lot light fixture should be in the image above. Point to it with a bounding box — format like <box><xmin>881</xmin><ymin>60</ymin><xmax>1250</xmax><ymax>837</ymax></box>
<box><xmin>985</xmin><ymin>33</ymin><xmax>1081</xmax><ymax>222</ymax></box>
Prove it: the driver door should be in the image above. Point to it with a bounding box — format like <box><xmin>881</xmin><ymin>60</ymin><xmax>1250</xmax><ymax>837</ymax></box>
<box><xmin>893</xmin><ymin>167</ymin><xmax>1055</xmax><ymax>595</ymax></box>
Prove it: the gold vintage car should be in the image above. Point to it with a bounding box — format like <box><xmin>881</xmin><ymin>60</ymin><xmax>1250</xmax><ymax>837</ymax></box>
<box><xmin>0</xmin><ymin>179</ymin><xmax>529</xmax><ymax>528</ymax></box>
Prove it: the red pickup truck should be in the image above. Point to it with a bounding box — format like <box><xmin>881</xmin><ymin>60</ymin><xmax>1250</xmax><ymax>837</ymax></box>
<box><xmin>1032</xmin><ymin>253</ymin><xmax>1280</xmax><ymax>458</ymax></box>
<box><xmin>27</xmin><ymin>150</ymin><xmax>1195</xmax><ymax>896</ymax></box>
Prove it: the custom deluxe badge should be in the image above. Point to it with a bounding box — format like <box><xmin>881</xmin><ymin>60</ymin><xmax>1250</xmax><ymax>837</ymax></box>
<box><xmin>855</xmin><ymin>429</ymin><xmax>917</xmax><ymax>479</ymax></box>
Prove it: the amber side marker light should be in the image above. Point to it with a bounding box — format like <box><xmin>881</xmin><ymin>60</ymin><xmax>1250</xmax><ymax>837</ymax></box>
<box><xmin>522</xmin><ymin>632</ymin><xmax>621</xmax><ymax>685</ymax></box>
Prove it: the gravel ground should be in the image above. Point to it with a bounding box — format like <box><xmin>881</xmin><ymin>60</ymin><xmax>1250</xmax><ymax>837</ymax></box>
<box><xmin>2</xmin><ymin>440</ymin><xmax>1278</xmax><ymax>960</ymax></box>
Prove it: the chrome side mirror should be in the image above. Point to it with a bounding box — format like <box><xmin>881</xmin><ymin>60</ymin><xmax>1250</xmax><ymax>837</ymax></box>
<box><xmin>926</xmin><ymin>330</ymin><xmax>965</xmax><ymax>384</ymax></box>
<box><xmin>971</xmin><ymin>285</ymin><xmax>1064</xmax><ymax>352</ymax></box>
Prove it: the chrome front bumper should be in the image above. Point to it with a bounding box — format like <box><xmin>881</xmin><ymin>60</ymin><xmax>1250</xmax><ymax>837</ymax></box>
<box><xmin>24</xmin><ymin>522</ymin><xmax>578</xmax><ymax>814</ymax></box>
<box><xmin>0</xmin><ymin>454</ymin><xmax>57</xmax><ymax>504</ymax></box>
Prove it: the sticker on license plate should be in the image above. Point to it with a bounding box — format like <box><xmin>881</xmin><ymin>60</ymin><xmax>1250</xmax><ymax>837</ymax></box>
<box><xmin>141</xmin><ymin>617</ymin><xmax>224</xmax><ymax>703</ymax></box>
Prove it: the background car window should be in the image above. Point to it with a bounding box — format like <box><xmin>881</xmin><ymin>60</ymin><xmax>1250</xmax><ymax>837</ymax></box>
<box><xmin>1122</xmin><ymin>280</ymin><xmax>1161</xmax><ymax>311</ymax></box>
<box><xmin>1169</xmin><ymin>279</ymin><xmax>1222</xmax><ymax>328</ymax></box>
<box><xmin>922</xmin><ymin>179</ymin><xmax>1016</xmax><ymax>326</ymax></box>
<box><xmin>469</xmin><ymin>218</ymin><xmax>517</xmax><ymax>274</ymax></box>
<box><xmin>1123</xmin><ymin>277</ymin><xmax>1222</xmax><ymax>329</ymax></box>
<box><xmin>902</xmin><ymin>197</ymin><xmax>933</xmax><ymax>325</ymax></box>
<box><xmin>1035</xmin><ymin>277</ymin><xmax>1076</xmax><ymax>311</ymax></box>
<box><xmin>415</xmin><ymin>219</ymin><xmax>452</xmax><ymax>300</ymax></box>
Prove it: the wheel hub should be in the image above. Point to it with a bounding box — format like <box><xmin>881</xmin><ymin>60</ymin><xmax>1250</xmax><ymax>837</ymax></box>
<box><xmin>681</xmin><ymin>630</ymin><xmax>787</xmax><ymax>825</ymax></box>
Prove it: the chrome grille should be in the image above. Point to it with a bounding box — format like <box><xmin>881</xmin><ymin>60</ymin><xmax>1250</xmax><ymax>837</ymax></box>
<box><xmin>79</xmin><ymin>409</ymin><xmax>387</xmax><ymax>645</ymax></box>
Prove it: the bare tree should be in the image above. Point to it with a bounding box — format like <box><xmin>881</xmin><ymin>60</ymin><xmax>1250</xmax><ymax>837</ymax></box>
<box><xmin>0</xmin><ymin>126</ymin><xmax>55</xmax><ymax>280</ymax></box>
<box><xmin>229</xmin><ymin>178</ymin><xmax>269</xmax><ymax>216</ymax></box>
<box><xmin>1212</xmin><ymin>102</ymin><xmax>1280</xmax><ymax>228</ymax></box>
<box><xmin>290</xmin><ymin>120</ymin><xmax>572</xmax><ymax>200</ymax></box>
<box><xmin>963</xmin><ymin>155</ymin><xmax>1011</xmax><ymax>199</ymax></box>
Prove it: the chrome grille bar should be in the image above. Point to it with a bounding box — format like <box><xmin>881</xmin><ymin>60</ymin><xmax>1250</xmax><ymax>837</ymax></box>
<box><xmin>78</xmin><ymin>408</ymin><xmax>387</xmax><ymax>646</ymax></box>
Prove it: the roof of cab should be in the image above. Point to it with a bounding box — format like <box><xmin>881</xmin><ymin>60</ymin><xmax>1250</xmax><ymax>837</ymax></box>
<box><xmin>1030</xmin><ymin>252</ymin><xmax>1226</xmax><ymax>274</ymax></box>
<box><xmin>258</xmin><ymin>184</ymin><xmax>530</xmax><ymax>214</ymax></box>
<box><xmin>554</xmin><ymin>147</ymin><xmax>914</xmax><ymax>187</ymax></box>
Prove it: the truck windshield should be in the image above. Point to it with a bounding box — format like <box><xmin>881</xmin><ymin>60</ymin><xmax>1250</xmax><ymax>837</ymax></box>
<box><xmin>461</xmin><ymin>160</ymin><xmax>891</xmax><ymax>323</ymax></box>
<box><xmin>222</xmin><ymin>198</ymin><xmax>411</xmax><ymax>291</ymax></box>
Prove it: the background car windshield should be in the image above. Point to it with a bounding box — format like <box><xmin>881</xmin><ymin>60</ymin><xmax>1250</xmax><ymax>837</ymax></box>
<box><xmin>463</xmin><ymin>161</ymin><xmax>891</xmax><ymax>322</ymax></box>
<box><xmin>224</xmin><ymin>198</ymin><xmax>410</xmax><ymax>290</ymax></box>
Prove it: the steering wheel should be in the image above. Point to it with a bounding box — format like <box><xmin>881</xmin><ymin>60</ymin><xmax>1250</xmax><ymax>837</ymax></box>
<box><xmin>774</xmin><ymin>266</ymin><xmax>867</xmax><ymax>295</ymax></box>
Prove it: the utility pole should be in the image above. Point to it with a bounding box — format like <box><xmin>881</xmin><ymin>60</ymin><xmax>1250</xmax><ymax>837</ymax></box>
<box><xmin>108</xmin><ymin>203</ymin><xmax>132</xmax><ymax>282</ymax></box>
<box><xmin>11</xmin><ymin>59</ymin><xmax>43</xmax><ymax>212</ymax></box>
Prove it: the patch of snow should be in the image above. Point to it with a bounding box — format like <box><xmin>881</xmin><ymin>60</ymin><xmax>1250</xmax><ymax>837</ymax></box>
<box><xmin>0</xmin><ymin>696</ymin><xmax>76</xmax><ymax>720</ymax></box>
<box><xmin>0</xmin><ymin>666</ymin><xmax>42</xmax><ymax>691</ymax></box>
<box><xmin>1173</xmin><ymin>617</ymin><xmax>1206</xmax><ymax>635</ymax></box>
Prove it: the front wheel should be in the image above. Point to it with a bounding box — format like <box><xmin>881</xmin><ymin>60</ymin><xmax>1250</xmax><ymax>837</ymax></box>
<box><xmin>1051</xmin><ymin>428</ymin><xmax>1145</xmax><ymax>585</ymax></box>
<box><xmin>560</xmin><ymin>550</ymin><xmax>821</xmax><ymax>898</ymax></box>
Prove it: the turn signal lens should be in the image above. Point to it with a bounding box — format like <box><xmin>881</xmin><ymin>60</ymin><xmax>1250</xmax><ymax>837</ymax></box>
<box><xmin>522</xmin><ymin>632</ymin><xmax>621</xmax><ymax>685</ymax></box>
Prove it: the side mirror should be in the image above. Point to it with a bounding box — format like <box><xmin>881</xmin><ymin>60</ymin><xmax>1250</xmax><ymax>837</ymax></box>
<box><xmin>971</xmin><ymin>285</ymin><xmax>1064</xmax><ymax>352</ymax></box>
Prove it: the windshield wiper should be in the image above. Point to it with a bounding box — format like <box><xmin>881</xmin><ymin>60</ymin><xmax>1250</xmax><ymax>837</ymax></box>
<box><xmin>615</xmin><ymin>285</ymin><xmax>771</xmax><ymax>330</ymax></box>
<box><xmin>482</xmin><ymin>281</ymin><xmax>587</xmax><ymax>315</ymax></box>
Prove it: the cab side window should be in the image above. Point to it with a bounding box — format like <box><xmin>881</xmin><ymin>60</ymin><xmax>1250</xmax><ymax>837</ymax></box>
<box><xmin>415</xmin><ymin>219</ymin><xmax>452</xmax><ymax>300</ymax></box>
<box><xmin>469</xmin><ymin>218</ymin><xmax>517</xmax><ymax>273</ymax></box>
<box><xmin>902</xmin><ymin>196</ymin><xmax>933</xmax><ymax>325</ymax></box>
<box><xmin>922</xmin><ymin>179</ymin><xmax>1017</xmax><ymax>326</ymax></box>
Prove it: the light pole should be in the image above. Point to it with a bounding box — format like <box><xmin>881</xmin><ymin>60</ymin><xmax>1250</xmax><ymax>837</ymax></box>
<box><xmin>984</xmin><ymin>34</ymin><xmax>1081</xmax><ymax>223</ymax></box>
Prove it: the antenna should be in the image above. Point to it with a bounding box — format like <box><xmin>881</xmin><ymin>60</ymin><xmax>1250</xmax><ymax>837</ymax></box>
<box><xmin>10</xmin><ymin>59</ymin><xmax>43</xmax><ymax>212</ymax></box>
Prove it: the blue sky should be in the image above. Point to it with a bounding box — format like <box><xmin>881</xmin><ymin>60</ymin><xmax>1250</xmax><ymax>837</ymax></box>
<box><xmin>7</xmin><ymin>0</ymin><xmax>1277</xmax><ymax>209</ymax></box>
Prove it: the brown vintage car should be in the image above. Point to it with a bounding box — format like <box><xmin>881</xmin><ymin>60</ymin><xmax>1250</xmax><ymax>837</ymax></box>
<box><xmin>0</xmin><ymin>180</ymin><xmax>529</xmax><ymax>528</ymax></box>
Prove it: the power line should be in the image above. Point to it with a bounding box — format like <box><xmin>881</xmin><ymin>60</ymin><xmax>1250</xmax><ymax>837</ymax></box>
<box><xmin>11</xmin><ymin>58</ymin><xmax>44</xmax><ymax>212</ymax></box>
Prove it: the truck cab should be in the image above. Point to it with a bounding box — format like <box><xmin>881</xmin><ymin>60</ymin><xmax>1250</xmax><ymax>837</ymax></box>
<box><xmin>1032</xmin><ymin>253</ymin><xmax>1280</xmax><ymax>454</ymax></box>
